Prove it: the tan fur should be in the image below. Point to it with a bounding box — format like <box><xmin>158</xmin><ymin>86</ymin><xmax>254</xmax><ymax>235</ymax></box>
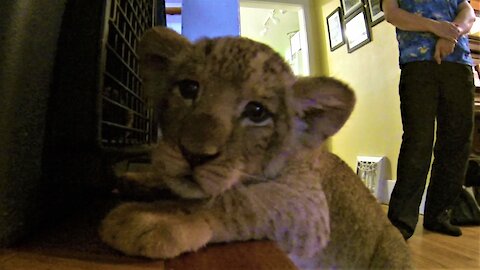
<box><xmin>99</xmin><ymin>27</ymin><xmax>412</xmax><ymax>269</ymax></box>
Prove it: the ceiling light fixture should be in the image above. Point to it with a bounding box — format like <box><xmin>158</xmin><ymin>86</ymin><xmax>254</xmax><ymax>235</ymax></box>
<box><xmin>269</xmin><ymin>9</ymin><xmax>280</xmax><ymax>24</ymax></box>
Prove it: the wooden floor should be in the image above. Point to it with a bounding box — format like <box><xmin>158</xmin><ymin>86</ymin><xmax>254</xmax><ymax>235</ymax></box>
<box><xmin>408</xmin><ymin>214</ymin><xmax>480</xmax><ymax>269</ymax></box>
<box><xmin>0</xmin><ymin>203</ymin><xmax>479</xmax><ymax>269</ymax></box>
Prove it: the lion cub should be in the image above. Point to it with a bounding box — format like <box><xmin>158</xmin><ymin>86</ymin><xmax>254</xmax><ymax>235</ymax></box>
<box><xmin>99</xmin><ymin>27</ymin><xmax>411</xmax><ymax>269</ymax></box>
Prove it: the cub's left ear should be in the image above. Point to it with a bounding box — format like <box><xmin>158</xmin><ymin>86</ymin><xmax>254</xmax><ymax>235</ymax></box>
<box><xmin>292</xmin><ymin>77</ymin><xmax>355</xmax><ymax>148</ymax></box>
<box><xmin>137</xmin><ymin>27</ymin><xmax>192</xmax><ymax>100</ymax></box>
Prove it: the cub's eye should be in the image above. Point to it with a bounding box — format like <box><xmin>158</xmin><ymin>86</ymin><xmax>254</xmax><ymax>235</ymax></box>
<box><xmin>176</xmin><ymin>79</ymin><xmax>199</xmax><ymax>100</ymax></box>
<box><xmin>241</xmin><ymin>101</ymin><xmax>272</xmax><ymax>124</ymax></box>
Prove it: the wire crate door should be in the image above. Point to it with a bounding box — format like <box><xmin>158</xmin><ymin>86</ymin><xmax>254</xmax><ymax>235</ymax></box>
<box><xmin>100</xmin><ymin>0</ymin><xmax>158</xmax><ymax>147</ymax></box>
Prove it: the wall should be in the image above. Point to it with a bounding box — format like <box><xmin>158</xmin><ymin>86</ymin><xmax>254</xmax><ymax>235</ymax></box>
<box><xmin>313</xmin><ymin>0</ymin><xmax>403</xmax><ymax>179</ymax></box>
<box><xmin>182</xmin><ymin>0</ymin><xmax>240</xmax><ymax>41</ymax></box>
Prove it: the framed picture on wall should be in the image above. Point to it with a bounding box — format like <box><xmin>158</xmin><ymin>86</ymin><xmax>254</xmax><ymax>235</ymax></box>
<box><xmin>326</xmin><ymin>7</ymin><xmax>345</xmax><ymax>51</ymax></box>
<box><xmin>344</xmin><ymin>7</ymin><xmax>372</xmax><ymax>53</ymax></box>
<box><xmin>340</xmin><ymin>0</ymin><xmax>363</xmax><ymax>17</ymax></box>
<box><xmin>366</xmin><ymin>0</ymin><xmax>385</xmax><ymax>26</ymax></box>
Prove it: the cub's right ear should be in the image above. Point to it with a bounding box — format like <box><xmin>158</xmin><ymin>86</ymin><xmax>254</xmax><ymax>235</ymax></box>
<box><xmin>137</xmin><ymin>27</ymin><xmax>192</xmax><ymax>97</ymax></box>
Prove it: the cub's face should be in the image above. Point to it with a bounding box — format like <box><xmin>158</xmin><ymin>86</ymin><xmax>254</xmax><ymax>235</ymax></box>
<box><xmin>139</xmin><ymin>27</ymin><xmax>355</xmax><ymax>199</ymax></box>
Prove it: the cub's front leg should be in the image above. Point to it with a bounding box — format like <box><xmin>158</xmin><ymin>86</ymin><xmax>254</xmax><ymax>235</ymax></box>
<box><xmin>99</xmin><ymin>201</ymin><xmax>212</xmax><ymax>259</ymax></box>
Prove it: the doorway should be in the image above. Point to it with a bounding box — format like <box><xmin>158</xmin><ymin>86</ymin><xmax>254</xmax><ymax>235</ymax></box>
<box><xmin>239</xmin><ymin>1</ymin><xmax>311</xmax><ymax>76</ymax></box>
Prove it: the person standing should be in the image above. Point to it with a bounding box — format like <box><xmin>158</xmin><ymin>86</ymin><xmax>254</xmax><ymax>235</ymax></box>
<box><xmin>382</xmin><ymin>0</ymin><xmax>476</xmax><ymax>239</ymax></box>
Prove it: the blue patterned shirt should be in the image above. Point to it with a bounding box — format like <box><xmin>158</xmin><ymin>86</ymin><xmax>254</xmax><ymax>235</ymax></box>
<box><xmin>396</xmin><ymin>0</ymin><xmax>473</xmax><ymax>66</ymax></box>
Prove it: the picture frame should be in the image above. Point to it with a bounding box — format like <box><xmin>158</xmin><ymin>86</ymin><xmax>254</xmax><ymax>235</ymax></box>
<box><xmin>366</xmin><ymin>0</ymin><xmax>385</xmax><ymax>26</ymax></box>
<box><xmin>340</xmin><ymin>0</ymin><xmax>363</xmax><ymax>17</ymax></box>
<box><xmin>344</xmin><ymin>7</ymin><xmax>372</xmax><ymax>53</ymax></box>
<box><xmin>326</xmin><ymin>7</ymin><xmax>345</xmax><ymax>51</ymax></box>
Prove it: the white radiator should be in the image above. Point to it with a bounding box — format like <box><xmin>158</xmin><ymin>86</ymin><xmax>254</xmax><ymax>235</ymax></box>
<box><xmin>356</xmin><ymin>156</ymin><xmax>388</xmax><ymax>203</ymax></box>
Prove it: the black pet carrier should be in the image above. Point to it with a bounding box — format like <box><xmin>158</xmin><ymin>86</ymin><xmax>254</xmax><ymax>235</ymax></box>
<box><xmin>0</xmin><ymin>0</ymin><xmax>165</xmax><ymax>246</ymax></box>
<box><xmin>46</xmin><ymin>0</ymin><xmax>164</xmax><ymax>188</ymax></box>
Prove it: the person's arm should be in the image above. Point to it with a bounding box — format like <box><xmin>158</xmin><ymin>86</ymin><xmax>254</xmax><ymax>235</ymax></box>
<box><xmin>382</xmin><ymin>0</ymin><xmax>460</xmax><ymax>41</ymax></box>
<box><xmin>434</xmin><ymin>1</ymin><xmax>476</xmax><ymax>64</ymax></box>
<box><xmin>434</xmin><ymin>39</ymin><xmax>456</xmax><ymax>64</ymax></box>
<box><xmin>453</xmin><ymin>1</ymin><xmax>476</xmax><ymax>35</ymax></box>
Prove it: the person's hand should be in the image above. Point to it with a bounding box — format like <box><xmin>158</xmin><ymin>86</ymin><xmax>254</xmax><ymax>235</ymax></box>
<box><xmin>429</xmin><ymin>20</ymin><xmax>460</xmax><ymax>42</ymax></box>
<box><xmin>434</xmin><ymin>38</ymin><xmax>456</xmax><ymax>64</ymax></box>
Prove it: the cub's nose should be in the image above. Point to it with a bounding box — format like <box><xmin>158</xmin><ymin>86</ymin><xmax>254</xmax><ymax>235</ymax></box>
<box><xmin>180</xmin><ymin>145</ymin><xmax>219</xmax><ymax>168</ymax></box>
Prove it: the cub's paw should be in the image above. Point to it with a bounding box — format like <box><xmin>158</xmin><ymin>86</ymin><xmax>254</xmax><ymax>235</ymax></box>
<box><xmin>99</xmin><ymin>202</ymin><xmax>212</xmax><ymax>259</ymax></box>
